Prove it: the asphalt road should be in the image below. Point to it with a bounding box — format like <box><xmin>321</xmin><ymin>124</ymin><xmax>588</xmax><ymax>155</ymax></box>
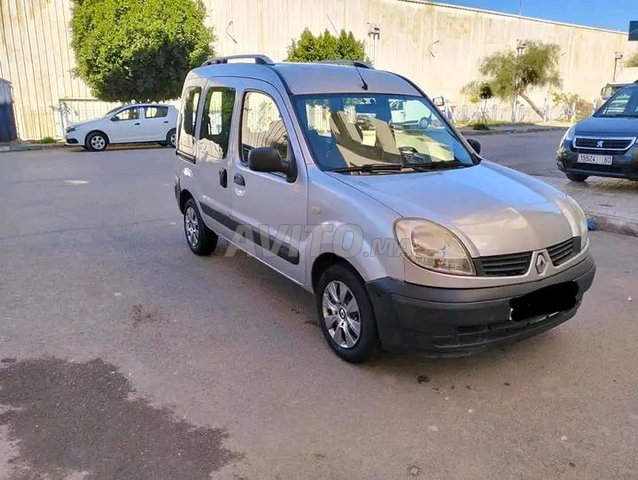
<box><xmin>1</xmin><ymin>145</ymin><xmax>637</xmax><ymax>479</ymax></box>
<box><xmin>476</xmin><ymin>130</ymin><xmax>567</xmax><ymax>178</ymax></box>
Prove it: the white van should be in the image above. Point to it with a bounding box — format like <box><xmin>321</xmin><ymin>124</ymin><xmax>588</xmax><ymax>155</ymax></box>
<box><xmin>174</xmin><ymin>55</ymin><xmax>595</xmax><ymax>362</ymax></box>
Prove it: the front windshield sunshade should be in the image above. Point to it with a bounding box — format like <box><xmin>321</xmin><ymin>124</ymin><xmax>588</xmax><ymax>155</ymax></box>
<box><xmin>595</xmin><ymin>85</ymin><xmax>638</xmax><ymax>118</ymax></box>
<box><xmin>293</xmin><ymin>94</ymin><xmax>475</xmax><ymax>173</ymax></box>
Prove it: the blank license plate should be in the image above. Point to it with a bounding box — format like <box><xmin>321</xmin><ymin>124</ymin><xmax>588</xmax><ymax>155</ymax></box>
<box><xmin>578</xmin><ymin>154</ymin><xmax>613</xmax><ymax>165</ymax></box>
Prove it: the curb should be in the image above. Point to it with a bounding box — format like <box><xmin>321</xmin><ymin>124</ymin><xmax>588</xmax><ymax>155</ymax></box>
<box><xmin>459</xmin><ymin>126</ymin><xmax>567</xmax><ymax>136</ymax></box>
<box><xmin>588</xmin><ymin>213</ymin><xmax>638</xmax><ymax>238</ymax></box>
<box><xmin>0</xmin><ymin>143</ymin><xmax>66</xmax><ymax>153</ymax></box>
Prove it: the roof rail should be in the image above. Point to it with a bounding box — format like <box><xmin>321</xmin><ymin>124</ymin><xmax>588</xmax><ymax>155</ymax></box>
<box><xmin>201</xmin><ymin>54</ymin><xmax>274</xmax><ymax>67</ymax></box>
<box><xmin>318</xmin><ymin>60</ymin><xmax>374</xmax><ymax>70</ymax></box>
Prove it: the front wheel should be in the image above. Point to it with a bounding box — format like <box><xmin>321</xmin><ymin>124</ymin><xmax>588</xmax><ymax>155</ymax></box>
<box><xmin>316</xmin><ymin>263</ymin><xmax>378</xmax><ymax>363</ymax></box>
<box><xmin>85</xmin><ymin>132</ymin><xmax>108</xmax><ymax>152</ymax></box>
<box><xmin>183</xmin><ymin>198</ymin><xmax>218</xmax><ymax>255</ymax></box>
<box><xmin>566</xmin><ymin>173</ymin><xmax>588</xmax><ymax>182</ymax></box>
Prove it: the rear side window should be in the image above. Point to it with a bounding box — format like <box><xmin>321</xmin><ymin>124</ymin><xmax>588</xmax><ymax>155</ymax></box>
<box><xmin>144</xmin><ymin>106</ymin><xmax>168</xmax><ymax>119</ymax></box>
<box><xmin>181</xmin><ymin>87</ymin><xmax>202</xmax><ymax>136</ymax></box>
<box><xmin>241</xmin><ymin>91</ymin><xmax>289</xmax><ymax>163</ymax></box>
<box><xmin>199</xmin><ymin>87</ymin><xmax>236</xmax><ymax>158</ymax></box>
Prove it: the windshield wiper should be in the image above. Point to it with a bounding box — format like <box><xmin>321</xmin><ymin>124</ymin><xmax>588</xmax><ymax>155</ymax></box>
<box><xmin>403</xmin><ymin>160</ymin><xmax>470</xmax><ymax>170</ymax></box>
<box><xmin>597</xmin><ymin>114</ymin><xmax>638</xmax><ymax>118</ymax></box>
<box><xmin>328</xmin><ymin>160</ymin><xmax>470</xmax><ymax>174</ymax></box>
<box><xmin>328</xmin><ymin>163</ymin><xmax>404</xmax><ymax>173</ymax></box>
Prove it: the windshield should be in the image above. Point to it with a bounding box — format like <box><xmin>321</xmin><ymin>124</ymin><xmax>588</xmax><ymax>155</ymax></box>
<box><xmin>104</xmin><ymin>107</ymin><xmax>121</xmax><ymax>117</ymax></box>
<box><xmin>293</xmin><ymin>94</ymin><xmax>475</xmax><ymax>173</ymax></box>
<box><xmin>595</xmin><ymin>85</ymin><xmax>638</xmax><ymax>118</ymax></box>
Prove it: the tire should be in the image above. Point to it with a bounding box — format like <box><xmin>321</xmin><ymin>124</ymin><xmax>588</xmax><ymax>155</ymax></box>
<box><xmin>316</xmin><ymin>263</ymin><xmax>379</xmax><ymax>363</ymax></box>
<box><xmin>183</xmin><ymin>198</ymin><xmax>218</xmax><ymax>256</ymax></box>
<box><xmin>166</xmin><ymin>128</ymin><xmax>177</xmax><ymax>148</ymax></box>
<box><xmin>566</xmin><ymin>173</ymin><xmax>588</xmax><ymax>182</ymax></box>
<box><xmin>85</xmin><ymin>131</ymin><xmax>108</xmax><ymax>152</ymax></box>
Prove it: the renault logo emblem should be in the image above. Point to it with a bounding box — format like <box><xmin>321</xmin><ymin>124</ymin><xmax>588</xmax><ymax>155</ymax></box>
<box><xmin>596</xmin><ymin>140</ymin><xmax>604</xmax><ymax>148</ymax></box>
<box><xmin>535</xmin><ymin>253</ymin><xmax>548</xmax><ymax>274</ymax></box>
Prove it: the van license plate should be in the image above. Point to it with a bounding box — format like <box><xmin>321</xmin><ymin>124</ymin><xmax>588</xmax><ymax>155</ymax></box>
<box><xmin>577</xmin><ymin>154</ymin><xmax>613</xmax><ymax>165</ymax></box>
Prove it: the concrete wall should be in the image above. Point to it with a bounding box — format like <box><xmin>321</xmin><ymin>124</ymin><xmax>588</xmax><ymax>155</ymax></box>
<box><xmin>1</xmin><ymin>0</ymin><xmax>636</xmax><ymax>139</ymax></box>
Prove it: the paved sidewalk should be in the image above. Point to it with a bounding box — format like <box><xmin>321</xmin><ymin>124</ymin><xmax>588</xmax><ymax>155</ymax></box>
<box><xmin>458</xmin><ymin>124</ymin><xmax>567</xmax><ymax>136</ymax></box>
<box><xmin>541</xmin><ymin>176</ymin><xmax>638</xmax><ymax>237</ymax></box>
<box><xmin>0</xmin><ymin>142</ymin><xmax>65</xmax><ymax>153</ymax></box>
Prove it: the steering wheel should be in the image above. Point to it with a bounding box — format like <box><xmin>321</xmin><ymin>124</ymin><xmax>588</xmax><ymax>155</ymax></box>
<box><xmin>399</xmin><ymin>146</ymin><xmax>418</xmax><ymax>154</ymax></box>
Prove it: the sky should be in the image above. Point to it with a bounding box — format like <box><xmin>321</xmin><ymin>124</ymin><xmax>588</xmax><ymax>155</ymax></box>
<box><xmin>439</xmin><ymin>0</ymin><xmax>636</xmax><ymax>32</ymax></box>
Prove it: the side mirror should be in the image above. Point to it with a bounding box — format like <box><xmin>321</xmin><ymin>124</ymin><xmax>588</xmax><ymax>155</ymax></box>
<box><xmin>248</xmin><ymin>147</ymin><xmax>296</xmax><ymax>182</ymax></box>
<box><xmin>466</xmin><ymin>138</ymin><xmax>481</xmax><ymax>155</ymax></box>
<box><xmin>432</xmin><ymin>96</ymin><xmax>445</xmax><ymax>107</ymax></box>
<box><xmin>110</xmin><ymin>116</ymin><xmax>119</xmax><ymax>122</ymax></box>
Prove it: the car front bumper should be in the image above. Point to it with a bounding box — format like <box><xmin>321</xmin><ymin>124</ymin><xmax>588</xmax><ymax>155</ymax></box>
<box><xmin>366</xmin><ymin>254</ymin><xmax>595</xmax><ymax>356</ymax></box>
<box><xmin>557</xmin><ymin>142</ymin><xmax>638</xmax><ymax>180</ymax></box>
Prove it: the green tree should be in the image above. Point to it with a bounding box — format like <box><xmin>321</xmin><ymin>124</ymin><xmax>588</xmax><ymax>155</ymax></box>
<box><xmin>71</xmin><ymin>0</ymin><xmax>214</xmax><ymax>102</ymax></box>
<box><xmin>286</xmin><ymin>28</ymin><xmax>367</xmax><ymax>63</ymax></box>
<box><xmin>552</xmin><ymin>92</ymin><xmax>593</xmax><ymax>121</ymax></box>
<box><xmin>461</xmin><ymin>81</ymin><xmax>493</xmax><ymax>122</ymax></box>
<box><xmin>479</xmin><ymin>41</ymin><xmax>562</xmax><ymax>120</ymax></box>
<box><xmin>627</xmin><ymin>53</ymin><xmax>638</xmax><ymax>68</ymax></box>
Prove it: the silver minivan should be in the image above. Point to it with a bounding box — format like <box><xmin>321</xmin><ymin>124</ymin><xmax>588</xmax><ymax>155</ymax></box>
<box><xmin>174</xmin><ymin>55</ymin><xmax>595</xmax><ymax>363</ymax></box>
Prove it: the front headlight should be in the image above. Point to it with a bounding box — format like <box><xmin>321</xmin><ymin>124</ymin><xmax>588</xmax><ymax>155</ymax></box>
<box><xmin>66</xmin><ymin>127</ymin><xmax>76</xmax><ymax>133</ymax></box>
<box><xmin>561</xmin><ymin>125</ymin><xmax>575</xmax><ymax>144</ymax></box>
<box><xmin>394</xmin><ymin>218</ymin><xmax>475</xmax><ymax>276</ymax></box>
<box><xmin>576</xmin><ymin>206</ymin><xmax>589</xmax><ymax>247</ymax></box>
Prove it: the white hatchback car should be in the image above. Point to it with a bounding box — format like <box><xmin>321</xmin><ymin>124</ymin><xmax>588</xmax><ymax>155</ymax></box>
<box><xmin>175</xmin><ymin>55</ymin><xmax>595</xmax><ymax>363</ymax></box>
<box><xmin>65</xmin><ymin>103</ymin><xmax>178</xmax><ymax>151</ymax></box>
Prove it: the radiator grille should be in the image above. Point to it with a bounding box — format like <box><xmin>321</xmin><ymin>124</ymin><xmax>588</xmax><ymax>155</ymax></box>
<box><xmin>573</xmin><ymin>137</ymin><xmax>634</xmax><ymax>151</ymax></box>
<box><xmin>547</xmin><ymin>237</ymin><xmax>581</xmax><ymax>266</ymax></box>
<box><xmin>475</xmin><ymin>252</ymin><xmax>532</xmax><ymax>277</ymax></box>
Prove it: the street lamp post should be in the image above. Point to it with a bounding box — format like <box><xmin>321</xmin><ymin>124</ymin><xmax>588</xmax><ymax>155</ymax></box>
<box><xmin>613</xmin><ymin>52</ymin><xmax>624</xmax><ymax>82</ymax></box>
<box><xmin>512</xmin><ymin>40</ymin><xmax>526</xmax><ymax>123</ymax></box>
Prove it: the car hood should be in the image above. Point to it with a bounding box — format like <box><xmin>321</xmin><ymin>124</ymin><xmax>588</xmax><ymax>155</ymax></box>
<box><xmin>575</xmin><ymin>116</ymin><xmax>638</xmax><ymax>136</ymax></box>
<box><xmin>67</xmin><ymin>118</ymin><xmax>103</xmax><ymax>131</ymax></box>
<box><xmin>329</xmin><ymin>162</ymin><xmax>583</xmax><ymax>257</ymax></box>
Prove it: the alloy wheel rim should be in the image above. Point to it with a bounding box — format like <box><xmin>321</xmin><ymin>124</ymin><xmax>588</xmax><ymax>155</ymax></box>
<box><xmin>91</xmin><ymin>136</ymin><xmax>105</xmax><ymax>149</ymax></box>
<box><xmin>184</xmin><ymin>206</ymin><xmax>199</xmax><ymax>247</ymax></box>
<box><xmin>322</xmin><ymin>280</ymin><xmax>361</xmax><ymax>349</ymax></box>
<box><xmin>170</xmin><ymin>133</ymin><xmax>176</xmax><ymax>146</ymax></box>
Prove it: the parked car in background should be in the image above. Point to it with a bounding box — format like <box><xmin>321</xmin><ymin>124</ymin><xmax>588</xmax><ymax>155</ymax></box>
<box><xmin>174</xmin><ymin>55</ymin><xmax>595</xmax><ymax>363</ymax></box>
<box><xmin>65</xmin><ymin>103</ymin><xmax>178</xmax><ymax>151</ymax></box>
<box><xmin>557</xmin><ymin>81</ymin><xmax>638</xmax><ymax>182</ymax></box>
<box><xmin>599</xmin><ymin>67</ymin><xmax>638</xmax><ymax>100</ymax></box>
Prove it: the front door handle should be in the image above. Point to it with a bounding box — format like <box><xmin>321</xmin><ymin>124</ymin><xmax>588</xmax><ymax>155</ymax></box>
<box><xmin>134</xmin><ymin>122</ymin><xmax>140</xmax><ymax>126</ymax></box>
<box><xmin>219</xmin><ymin>168</ymin><xmax>227</xmax><ymax>188</ymax></box>
<box><xmin>233</xmin><ymin>173</ymin><xmax>245</xmax><ymax>186</ymax></box>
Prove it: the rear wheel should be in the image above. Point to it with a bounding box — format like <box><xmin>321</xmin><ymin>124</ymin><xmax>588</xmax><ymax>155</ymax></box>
<box><xmin>85</xmin><ymin>132</ymin><xmax>108</xmax><ymax>152</ymax></box>
<box><xmin>166</xmin><ymin>128</ymin><xmax>177</xmax><ymax>148</ymax></box>
<box><xmin>566</xmin><ymin>173</ymin><xmax>588</xmax><ymax>182</ymax></box>
<box><xmin>183</xmin><ymin>198</ymin><xmax>217</xmax><ymax>255</ymax></box>
<box><xmin>316</xmin><ymin>263</ymin><xmax>378</xmax><ymax>363</ymax></box>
